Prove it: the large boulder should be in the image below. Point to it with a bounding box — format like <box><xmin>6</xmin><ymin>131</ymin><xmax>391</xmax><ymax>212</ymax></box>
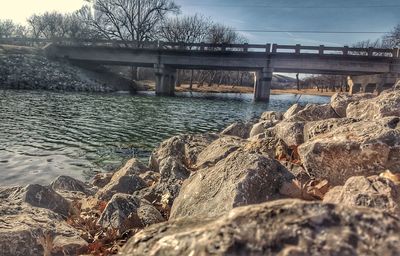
<box><xmin>220</xmin><ymin>121</ymin><xmax>253</xmax><ymax>139</ymax></box>
<box><xmin>330</xmin><ymin>92</ymin><xmax>375</xmax><ymax>117</ymax></box>
<box><xmin>149</xmin><ymin>133</ymin><xmax>219</xmax><ymax>171</ymax></box>
<box><xmin>303</xmin><ymin>118</ymin><xmax>357</xmax><ymax>141</ymax></box>
<box><xmin>121</xmin><ymin>199</ymin><xmax>400</xmax><ymax>256</ymax></box>
<box><xmin>299</xmin><ymin>117</ymin><xmax>400</xmax><ymax>185</ymax></box>
<box><xmin>96</xmin><ymin>159</ymin><xmax>149</xmax><ymax>201</ymax></box>
<box><xmin>140</xmin><ymin>134</ymin><xmax>219</xmax><ymax>210</ymax></box>
<box><xmin>158</xmin><ymin>156</ymin><xmax>189</xmax><ymax>181</ymax></box>
<box><xmin>323</xmin><ymin>175</ymin><xmax>400</xmax><ymax>215</ymax></box>
<box><xmin>50</xmin><ymin>175</ymin><xmax>96</xmax><ymax>196</ymax></box>
<box><xmin>170</xmin><ymin>150</ymin><xmax>293</xmax><ymax>220</ymax></box>
<box><xmin>273</xmin><ymin>121</ymin><xmax>305</xmax><ymax>146</ymax></box>
<box><xmin>195</xmin><ymin>136</ymin><xmax>245</xmax><ymax>168</ymax></box>
<box><xmin>91</xmin><ymin>172</ymin><xmax>113</xmax><ymax>188</ymax></box>
<box><xmin>287</xmin><ymin>103</ymin><xmax>339</xmax><ymax>122</ymax></box>
<box><xmin>0</xmin><ymin>187</ymin><xmax>87</xmax><ymax>256</ymax></box>
<box><xmin>8</xmin><ymin>184</ymin><xmax>70</xmax><ymax>217</ymax></box>
<box><xmin>347</xmin><ymin>90</ymin><xmax>400</xmax><ymax>120</ymax></box>
<box><xmin>283</xmin><ymin>103</ymin><xmax>304</xmax><ymax>119</ymax></box>
<box><xmin>260</xmin><ymin>111</ymin><xmax>283</xmax><ymax>121</ymax></box>
<box><xmin>244</xmin><ymin>136</ymin><xmax>280</xmax><ymax>159</ymax></box>
<box><xmin>249</xmin><ymin>120</ymin><xmax>279</xmax><ymax>138</ymax></box>
<box><xmin>97</xmin><ymin>194</ymin><xmax>164</xmax><ymax>234</ymax></box>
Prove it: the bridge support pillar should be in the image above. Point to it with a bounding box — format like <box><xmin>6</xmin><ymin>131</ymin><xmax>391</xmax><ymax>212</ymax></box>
<box><xmin>254</xmin><ymin>67</ymin><xmax>273</xmax><ymax>102</ymax></box>
<box><xmin>154</xmin><ymin>64</ymin><xmax>176</xmax><ymax>96</ymax></box>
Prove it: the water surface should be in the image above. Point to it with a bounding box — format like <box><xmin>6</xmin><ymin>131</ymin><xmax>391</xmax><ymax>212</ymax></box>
<box><xmin>0</xmin><ymin>90</ymin><xmax>329</xmax><ymax>186</ymax></box>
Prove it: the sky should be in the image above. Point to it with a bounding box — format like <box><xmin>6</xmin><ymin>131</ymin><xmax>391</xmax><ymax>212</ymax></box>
<box><xmin>0</xmin><ymin>0</ymin><xmax>399</xmax><ymax>46</ymax></box>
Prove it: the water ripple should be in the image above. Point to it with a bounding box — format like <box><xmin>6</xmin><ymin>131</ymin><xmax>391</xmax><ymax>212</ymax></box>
<box><xmin>0</xmin><ymin>89</ymin><xmax>329</xmax><ymax>186</ymax></box>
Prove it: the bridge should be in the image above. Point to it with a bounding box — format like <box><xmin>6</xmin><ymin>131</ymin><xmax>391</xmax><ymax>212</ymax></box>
<box><xmin>11</xmin><ymin>38</ymin><xmax>400</xmax><ymax>101</ymax></box>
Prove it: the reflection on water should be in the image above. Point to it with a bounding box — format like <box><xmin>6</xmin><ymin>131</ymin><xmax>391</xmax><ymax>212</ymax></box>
<box><xmin>0</xmin><ymin>89</ymin><xmax>329</xmax><ymax>186</ymax></box>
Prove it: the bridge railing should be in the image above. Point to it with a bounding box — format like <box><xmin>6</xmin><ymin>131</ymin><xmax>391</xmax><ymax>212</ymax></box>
<box><xmin>1</xmin><ymin>37</ymin><xmax>399</xmax><ymax>58</ymax></box>
<box><xmin>271</xmin><ymin>44</ymin><xmax>398</xmax><ymax>57</ymax></box>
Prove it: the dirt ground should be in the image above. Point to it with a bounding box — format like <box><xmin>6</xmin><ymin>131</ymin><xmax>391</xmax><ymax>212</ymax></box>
<box><xmin>141</xmin><ymin>81</ymin><xmax>336</xmax><ymax>97</ymax></box>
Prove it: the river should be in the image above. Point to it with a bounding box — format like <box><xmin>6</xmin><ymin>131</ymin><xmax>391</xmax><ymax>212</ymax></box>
<box><xmin>0</xmin><ymin>90</ymin><xmax>330</xmax><ymax>186</ymax></box>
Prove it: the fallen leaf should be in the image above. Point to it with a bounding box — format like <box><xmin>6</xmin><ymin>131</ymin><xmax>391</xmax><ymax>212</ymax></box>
<box><xmin>379</xmin><ymin>170</ymin><xmax>400</xmax><ymax>185</ymax></box>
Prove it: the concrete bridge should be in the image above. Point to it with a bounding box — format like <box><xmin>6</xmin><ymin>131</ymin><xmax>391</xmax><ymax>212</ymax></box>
<box><xmin>40</xmin><ymin>39</ymin><xmax>400</xmax><ymax>101</ymax></box>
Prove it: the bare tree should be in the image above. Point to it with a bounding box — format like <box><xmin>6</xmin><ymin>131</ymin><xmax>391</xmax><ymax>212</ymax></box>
<box><xmin>0</xmin><ymin>20</ymin><xmax>16</xmax><ymax>38</ymax></box>
<box><xmin>64</xmin><ymin>6</ymin><xmax>100</xmax><ymax>40</ymax></box>
<box><xmin>159</xmin><ymin>14</ymin><xmax>210</xmax><ymax>44</ymax></box>
<box><xmin>26</xmin><ymin>12</ymin><xmax>66</xmax><ymax>39</ymax></box>
<box><xmin>207</xmin><ymin>24</ymin><xmax>247</xmax><ymax>45</ymax></box>
<box><xmin>27</xmin><ymin>14</ymin><xmax>45</xmax><ymax>39</ymax></box>
<box><xmin>86</xmin><ymin>0</ymin><xmax>180</xmax><ymax>44</ymax></box>
<box><xmin>383</xmin><ymin>24</ymin><xmax>400</xmax><ymax>48</ymax></box>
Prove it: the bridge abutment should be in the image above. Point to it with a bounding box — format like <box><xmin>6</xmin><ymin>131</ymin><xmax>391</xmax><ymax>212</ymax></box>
<box><xmin>254</xmin><ymin>67</ymin><xmax>273</xmax><ymax>102</ymax></box>
<box><xmin>154</xmin><ymin>64</ymin><xmax>176</xmax><ymax>96</ymax></box>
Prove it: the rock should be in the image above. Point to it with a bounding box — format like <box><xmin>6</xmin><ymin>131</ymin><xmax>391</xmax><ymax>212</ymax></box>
<box><xmin>92</xmin><ymin>172</ymin><xmax>113</xmax><ymax>188</ymax></box>
<box><xmin>97</xmin><ymin>194</ymin><xmax>164</xmax><ymax>234</ymax></box>
<box><xmin>303</xmin><ymin>118</ymin><xmax>357</xmax><ymax>141</ymax></box>
<box><xmin>330</xmin><ymin>92</ymin><xmax>375</xmax><ymax>117</ymax></box>
<box><xmin>140</xmin><ymin>134</ymin><xmax>219</xmax><ymax>211</ymax></box>
<box><xmin>149</xmin><ymin>133</ymin><xmax>219</xmax><ymax>171</ymax></box>
<box><xmin>50</xmin><ymin>175</ymin><xmax>96</xmax><ymax>196</ymax></box>
<box><xmin>0</xmin><ymin>53</ymin><xmax>116</xmax><ymax>92</ymax></box>
<box><xmin>249</xmin><ymin>120</ymin><xmax>279</xmax><ymax>138</ymax></box>
<box><xmin>96</xmin><ymin>159</ymin><xmax>149</xmax><ymax>201</ymax></box>
<box><xmin>8</xmin><ymin>184</ymin><xmax>70</xmax><ymax>217</ymax></box>
<box><xmin>121</xmin><ymin>199</ymin><xmax>400</xmax><ymax>256</ymax></box>
<box><xmin>323</xmin><ymin>176</ymin><xmax>400</xmax><ymax>215</ymax></box>
<box><xmin>0</xmin><ymin>187</ymin><xmax>87</xmax><ymax>256</ymax></box>
<box><xmin>97</xmin><ymin>175</ymin><xmax>146</xmax><ymax>202</ymax></box>
<box><xmin>299</xmin><ymin>117</ymin><xmax>400</xmax><ymax>185</ymax></box>
<box><xmin>133</xmin><ymin>179</ymin><xmax>182</xmax><ymax>211</ymax></box>
<box><xmin>138</xmin><ymin>171</ymin><xmax>160</xmax><ymax>186</ymax></box>
<box><xmin>347</xmin><ymin>90</ymin><xmax>400</xmax><ymax>120</ymax></box>
<box><xmin>287</xmin><ymin>103</ymin><xmax>339</xmax><ymax>122</ymax></box>
<box><xmin>195</xmin><ymin>136</ymin><xmax>245</xmax><ymax>168</ymax></box>
<box><xmin>273</xmin><ymin>121</ymin><xmax>305</xmax><ymax>146</ymax></box>
<box><xmin>169</xmin><ymin>150</ymin><xmax>293</xmax><ymax>219</ymax></box>
<box><xmin>220</xmin><ymin>121</ymin><xmax>253</xmax><ymax>139</ymax></box>
<box><xmin>283</xmin><ymin>103</ymin><xmax>304</xmax><ymax>119</ymax></box>
<box><xmin>244</xmin><ymin>136</ymin><xmax>279</xmax><ymax>159</ymax></box>
<box><xmin>0</xmin><ymin>207</ymin><xmax>88</xmax><ymax>256</ymax></box>
<box><xmin>158</xmin><ymin>156</ymin><xmax>189</xmax><ymax>181</ymax></box>
<box><xmin>260</xmin><ymin>111</ymin><xmax>283</xmax><ymax>121</ymax></box>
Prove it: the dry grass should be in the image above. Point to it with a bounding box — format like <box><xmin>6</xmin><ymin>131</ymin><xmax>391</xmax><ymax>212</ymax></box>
<box><xmin>0</xmin><ymin>44</ymin><xmax>40</xmax><ymax>55</ymax></box>
<box><xmin>67</xmin><ymin>198</ymin><xmax>139</xmax><ymax>256</ymax></box>
<box><xmin>140</xmin><ymin>80</ymin><xmax>335</xmax><ymax>96</ymax></box>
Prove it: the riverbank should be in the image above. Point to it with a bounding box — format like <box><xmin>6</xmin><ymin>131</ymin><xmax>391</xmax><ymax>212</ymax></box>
<box><xmin>0</xmin><ymin>44</ymin><xmax>136</xmax><ymax>92</ymax></box>
<box><xmin>1</xmin><ymin>86</ymin><xmax>399</xmax><ymax>255</ymax></box>
<box><xmin>141</xmin><ymin>80</ymin><xmax>336</xmax><ymax>96</ymax></box>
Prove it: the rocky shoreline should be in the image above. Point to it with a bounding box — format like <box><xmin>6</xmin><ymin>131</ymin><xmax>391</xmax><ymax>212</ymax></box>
<box><xmin>0</xmin><ymin>45</ymin><xmax>136</xmax><ymax>93</ymax></box>
<box><xmin>0</xmin><ymin>87</ymin><xmax>399</xmax><ymax>255</ymax></box>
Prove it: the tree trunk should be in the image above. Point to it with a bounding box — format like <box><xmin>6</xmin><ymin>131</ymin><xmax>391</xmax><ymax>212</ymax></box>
<box><xmin>239</xmin><ymin>72</ymin><xmax>244</xmax><ymax>87</ymax></box>
<box><xmin>233</xmin><ymin>71</ymin><xmax>240</xmax><ymax>88</ymax></box>
<box><xmin>208</xmin><ymin>71</ymin><xmax>217</xmax><ymax>87</ymax></box>
<box><xmin>296</xmin><ymin>73</ymin><xmax>300</xmax><ymax>91</ymax></box>
<box><xmin>189</xmin><ymin>69</ymin><xmax>194</xmax><ymax>90</ymax></box>
<box><xmin>176</xmin><ymin>70</ymin><xmax>181</xmax><ymax>87</ymax></box>
<box><xmin>131</xmin><ymin>66</ymin><xmax>138</xmax><ymax>80</ymax></box>
<box><xmin>218</xmin><ymin>72</ymin><xmax>224</xmax><ymax>86</ymax></box>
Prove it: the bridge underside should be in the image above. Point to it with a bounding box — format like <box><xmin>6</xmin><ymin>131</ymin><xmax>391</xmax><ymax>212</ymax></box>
<box><xmin>46</xmin><ymin>45</ymin><xmax>400</xmax><ymax>101</ymax></box>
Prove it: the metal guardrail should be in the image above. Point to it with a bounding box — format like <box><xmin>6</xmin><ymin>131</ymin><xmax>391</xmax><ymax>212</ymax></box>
<box><xmin>0</xmin><ymin>37</ymin><xmax>398</xmax><ymax>58</ymax></box>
